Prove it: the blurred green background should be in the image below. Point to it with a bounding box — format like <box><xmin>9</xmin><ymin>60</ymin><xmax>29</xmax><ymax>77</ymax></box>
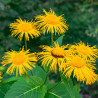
<box><xmin>0</xmin><ymin>0</ymin><xmax>98</xmax><ymax>97</ymax></box>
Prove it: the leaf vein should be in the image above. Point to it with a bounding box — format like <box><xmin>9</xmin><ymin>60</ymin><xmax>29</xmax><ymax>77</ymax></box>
<box><xmin>49</xmin><ymin>91</ymin><xmax>61</xmax><ymax>98</ymax></box>
<box><xmin>16</xmin><ymin>86</ymin><xmax>40</xmax><ymax>98</ymax></box>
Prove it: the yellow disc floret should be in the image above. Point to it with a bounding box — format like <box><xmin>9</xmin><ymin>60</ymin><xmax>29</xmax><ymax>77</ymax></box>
<box><xmin>51</xmin><ymin>48</ymin><xmax>64</xmax><ymax>58</ymax></box>
<box><xmin>38</xmin><ymin>42</ymin><xmax>70</xmax><ymax>73</ymax></box>
<box><xmin>35</xmin><ymin>8</ymin><xmax>68</xmax><ymax>35</ymax></box>
<box><xmin>71</xmin><ymin>56</ymin><xmax>85</xmax><ymax>68</ymax></box>
<box><xmin>44</xmin><ymin>14</ymin><xmax>60</xmax><ymax>25</ymax></box>
<box><xmin>70</xmin><ymin>41</ymin><xmax>98</xmax><ymax>61</ymax></box>
<box><xmin>12</xmin><ymin>53</ymin><xmax>26</xmax><ymax>65</ymax></box>
<box><xmin>64</xmin><ymin>55</ymin><xmax>98</xmax><ymax>85</ymax></box>
<box><xmin>17</xmin><ymin>22</ymin><xmax>33</xmax><ymax>33</ymax></box>
<box><xmin>1</xmin><ymin>47</ymin><xmax>37</xmax><ymax>76</ymax></box>
<box><xmin>10</xmin><ymin>18</ymin><xmax>40</xmax><ymax>41</ymax></box>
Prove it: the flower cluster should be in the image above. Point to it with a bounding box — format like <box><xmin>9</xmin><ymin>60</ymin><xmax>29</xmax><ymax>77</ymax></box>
<box><xmin>64</xmin><ymin>41</ymin><xmax>98</xmax><ymax>85</ymax></box>
<box><xmin>1</xmin><ymin>8</ymin><xmax>98</xmax><ymax>85</ymax></box>
<box><xmin>38</xmin><ymin>41</ymin><xmax>98</xmax><ymax>85</ymax></box>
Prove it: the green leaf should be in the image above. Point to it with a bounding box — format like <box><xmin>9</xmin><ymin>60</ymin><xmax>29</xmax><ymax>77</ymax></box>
<box><xmin>32</xmin><ymin>65</ymin><xmax>49</xmax><ymax>85</ymax></box>
<box><xmin>45</xmin><ymin>82</ymin><xmax>80</xmax><ymax>98</ymax></box>
<box><xmin>2</xmin><ymin>76</ymin><xmax>21</xmax><ymax>85</ymax></box>
<box><xmin>45</xmin><ymin>82</ymin><xmax>71</xmax><ymax>98</ymax></box>
<box><xmin>45</xmin><ymin>76</ymin><xmax>80</xmax><ymax>98</ymax></box>
<box><xmin>32</xmin><ymin>65</ymin><xmax>46</xmax><ymax>80</ymax></box>
<box><xmin>4</xmin><ymin>76</ymin><xmax>47</xmax><ymax>98</ymax></box>
<box><xmin>53</xmin><ymin>34</ymin><xmax>65</xmax><ymax>47</ymax></box>
<box><xmin>0</xmin><ymin>85</ymin><xmax>8</xmax><ymax>98</ymax></box>
<box><xmin>74</xmin><ymin>85</ymin><xmax>80</xmax><ymax>98</ymax></box>
<box><xmin>23</xmin><ymin>73</ymin><xmax>30</xmax><ymax>83</ymax></box>
<box><xmin>61</xmin><ymin>75</ymin><xmax>81</xmax><ymax>98</ymax></box>
<box><xmin>46</xmin><ymin>83</ymin><xmax>59</xmax><ymax>91</ymax></box>
<box><xmin>62</xmin><ymin>77</ymin><xmax>75</xmax><ymax>98</ymax></box>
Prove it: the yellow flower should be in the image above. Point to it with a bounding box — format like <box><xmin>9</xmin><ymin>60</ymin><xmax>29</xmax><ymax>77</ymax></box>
<box><xmin>1</xmin><ymin>47</ymin><xmax>37</xmax><ymax>76</ymax></box>
<box><xmin>38</xmin><ymin>42</ymin><xmax>71</xmax><ymax>73</ymax></box>
<box><xmin>64</xmin><ymin>55</ymin><xmax>98</xmax><ymax>85</ymax></box>
<box><xmin>35</xmin><ymin>8</ymin><xmax>68</xmax><ymax>35</ymax></box>
<box><xmin>10</xmin><ymin>18</ymin><xmax>40</xmax><ymax>41</ymax></box>
<box><xmin>70</xmin><ymin>41</ymin><xmax>98</xmax><ymax>61</ymax></box>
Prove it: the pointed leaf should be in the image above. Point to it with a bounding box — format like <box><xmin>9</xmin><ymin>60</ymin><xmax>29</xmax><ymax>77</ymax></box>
<box><xmin>53</xmin><ymin>34</ymin><xmax>65</xmax><ymax>47</ymax></box>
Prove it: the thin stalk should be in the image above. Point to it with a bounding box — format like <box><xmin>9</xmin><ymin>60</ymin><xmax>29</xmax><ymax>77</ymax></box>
<box><xmin>27</xmin><ymin>74</ymin><xmax>40</xmax><ymax>85</ymax></box>
<box><xmin>48</xmin><ymin>81</ymin><xmax>62</xmax><ymax>91</ymax></box>
<box><xmin>0</xmin><ymin>89</ymin><xmax>5</xmax><ymax>95</ymax></box>
<box><xmin>41</xmin><ymin>71</ymin><xmax>51</xmax><ymax>87</ymax></box>
<box><xmin>51</xmin><ymin>33</ymin><xmax>53</xmax><ymax>47</ymax></box>
<box><xmin>25</xmin><ymin>39</ymin><xmax>27</xmax><ymax>50</ymax></box>
<box><xmin>30</xmin><ymin>70</ymin><xmax>33</xmax><ymax>76</ymax></box>
<box><xmin>24</xmin><ymin>37</ymin><xmax>38</xmax><ymax>84</ymax></box>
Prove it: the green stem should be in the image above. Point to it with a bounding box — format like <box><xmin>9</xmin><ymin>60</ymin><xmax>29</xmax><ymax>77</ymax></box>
<box><xmin>30</xmin><ymin>70</ymin><xmax>33</xmax><ymax>76</ymax></box>
<box><xmin>25</xmin><ymin>39</ymin><xmax>27</xmax><ymax>50</ymax></box>
<box><xmin>48</xmin><ymin>81</ymin><xmax>62</xmax><ymax>91</ymax></box>
<box><xmin>27</xmin><ymin>74</ymin><xmax>40</xmax><ymax>85</ymax></box>
<box><xmin>0</xmin><ymin>89</ymin><xmax>5</xmax><ymax>95</ymax></box>
<box><xmin>51</xmin><ymin>33</ymin><xmax>53</xmax><ymax>47</ymax></box>
<box><xmin>41</xmin><ymin>71</ymin><xmax>51</xmax><ymax>87</ymax></box>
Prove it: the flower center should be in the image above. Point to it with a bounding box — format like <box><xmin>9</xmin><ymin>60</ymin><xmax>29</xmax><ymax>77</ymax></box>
<box><xmin>18</xmin><ymin>23</ymin><xmax>32</xmax><ymax>32</ymax></box>
<box><xmin>12</xmin><ymin>53</ymin><xmax>26</xmax><ymax>65</ymax></box>
<box><xmin>71</xmin><ymin>56</ymin><xmax>85</xmax><ymax>68</ymax></box>
<box><xmin>51</xmin><ymin>48</ymin><xmax>64</xmax><ymax>58</ymax></box>
<box><xmin>44</xmin><ymin>15</ymin><xmax>60</xmax><ymax>25</ymax></box>
<box><xmin>77</xmin><ymin>46</ymin><xmax>91</xmax><ymax>56</ymax></box>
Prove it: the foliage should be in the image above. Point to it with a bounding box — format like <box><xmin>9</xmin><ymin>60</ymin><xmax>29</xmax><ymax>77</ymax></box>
<box><xmin>0</xmin><ymin>0</ymin><xmax>98</xmax><ymax>98</ymax></box>
<box><xmin>5</xmin><ymin>77</ymin><xmax>47</xmax><ymax>98</ymax></box>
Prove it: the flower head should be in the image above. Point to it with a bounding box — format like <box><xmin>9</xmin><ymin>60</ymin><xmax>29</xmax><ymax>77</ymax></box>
<box><xmin>35</xmin><ymin>8</ymin><xmax>68</xmax><ymax>35</ymax></box>
<box><xmin>70</xmin><ymin>41</ymin><xmax>98</xmax><ymax>61</ymax></box>
<box><xmin>1</xmin><ymin>47</ymin><xmax>37</xmax><ymax>76</ymax></box>
<box><xmin>10</xmin><ymin>18</ymin><xmax>40</xmax><ymax>41</ymax></box>
<box><xmin>64</xmin><ymin>55</ymin><xmax>98</xmax><ymax>85</ymax></box>
<box><xmin>38</xmin><ymin>42</ymin><xmax>71</xmax><ymax>73</ymax></box>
